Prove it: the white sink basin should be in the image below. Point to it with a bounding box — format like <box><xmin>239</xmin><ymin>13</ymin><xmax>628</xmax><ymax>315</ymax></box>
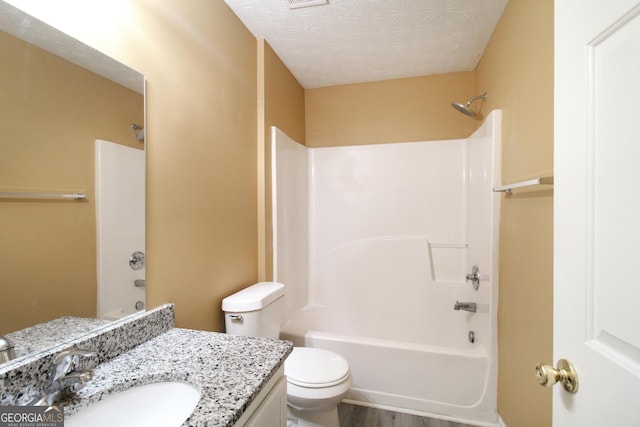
<box><xmin>65</xmin><ymin>381</ymin><xmax>200</xmax><ymax>427</ymax></box>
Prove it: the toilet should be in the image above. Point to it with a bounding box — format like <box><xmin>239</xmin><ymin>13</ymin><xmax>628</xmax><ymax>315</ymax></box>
<box><xmin>222</xmin><ymin>282</ymin><xmax>352</xmax><ymax>427</ymax></box>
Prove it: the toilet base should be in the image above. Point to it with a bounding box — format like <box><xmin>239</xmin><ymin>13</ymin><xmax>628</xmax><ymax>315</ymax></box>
<box><xmin>287</xmin><ymin>404</ymin><xmax>339</xmax><ymax>427</ymax></box>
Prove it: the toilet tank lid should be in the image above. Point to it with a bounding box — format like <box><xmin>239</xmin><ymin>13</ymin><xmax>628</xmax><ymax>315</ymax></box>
<box><xmin>222</xmin><ymin>282</ymin><xmax>285</xmax><ymax>312</ymax></box>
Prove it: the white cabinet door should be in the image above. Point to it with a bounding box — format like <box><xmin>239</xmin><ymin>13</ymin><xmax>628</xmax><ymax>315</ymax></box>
<box><xmin>554</xmin><ymin>0</ymin><xmax>640</xmax><ymax>425</ymax></box>
<box><xmin>244</xmin><ymin>376</ymin><xmax>287</xmax><ymax>427</ymax></box>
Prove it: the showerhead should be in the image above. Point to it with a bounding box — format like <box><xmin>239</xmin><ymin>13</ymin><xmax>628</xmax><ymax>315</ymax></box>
<box><xmin>452</xmin><ymin>101</ymin><xmax>477</xmax><ymax>117</ymax></box>
<box><xmin>451</xmin><ymin>92</ymin><xmax>488</xmax><ymax>118</ymax></box>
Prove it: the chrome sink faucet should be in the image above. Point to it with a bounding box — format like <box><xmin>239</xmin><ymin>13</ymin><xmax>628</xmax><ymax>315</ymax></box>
<box><xmin>0</xmin><ymin>335</ymin><xmax>16</xmax><ymax>363</ymax></box>
<box><xmin>453</xmin><ymin>301</ymin><xmax>477</xmax><ymax>313</ymax></box>
<box><xmin>28</xmin><ymin>348</ymin><xmax>95</xmax><ymax>406</ymax></box>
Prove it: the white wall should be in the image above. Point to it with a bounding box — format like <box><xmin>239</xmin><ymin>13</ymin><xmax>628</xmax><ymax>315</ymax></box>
<box><xmin>272</xmin><ymin>127</ymin><xmax>309</xmax><ymax>319</ymax></box>
<box><xmin>273</xmin><ymin>110</ymin><xmax>500</xmax><ymax>350</ymax></box>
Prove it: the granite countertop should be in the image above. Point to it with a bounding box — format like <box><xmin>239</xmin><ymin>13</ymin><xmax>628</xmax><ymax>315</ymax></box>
<box><xmin>6</xmin><ymin>317</ymin><xmax>111</xmax><ymax>358</ymax></box>
<box><xmin>64</xmin><ymin>328</ymin><xmax>293</xmax><ymax>427</ymax></box>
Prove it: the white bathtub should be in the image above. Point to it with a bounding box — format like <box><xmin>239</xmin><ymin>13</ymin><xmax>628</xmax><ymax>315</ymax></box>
<box><xmin>281</xmin><ymin>305</ymin><xmax>498</xmax><ymax>426</ymax></box>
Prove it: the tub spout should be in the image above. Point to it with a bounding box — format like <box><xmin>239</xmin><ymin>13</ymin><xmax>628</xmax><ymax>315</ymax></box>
<box><xmin>454</xmin><ymin>301</ymin><xmax>477</xmax><ymax>313</ymax></box>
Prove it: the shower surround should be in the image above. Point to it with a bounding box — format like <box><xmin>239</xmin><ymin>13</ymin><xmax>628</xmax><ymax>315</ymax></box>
<box><xmin>95</xmin><ymin>140</ymin><xmax>145</xmax><ymax>321</ymax></box>
<box><xmin>273</xmin><ymin>111</ymin><xmax>501</xmax><ymax>425</ymax></box>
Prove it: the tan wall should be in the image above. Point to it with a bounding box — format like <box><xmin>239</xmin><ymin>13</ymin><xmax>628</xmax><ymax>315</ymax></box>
<box><xmin>257</xmin><ymin>40</ymin><xmax>306</xmax><ymax>282</ymax></box>
<box><xmin>0</xmin><ymin>30</ymin><xmax>143</xmax><ymax>334</ymax></box>
<box><xmin>138</xmin><ymin>2</ymin><xmax>258</xmax><ymax>331</ymax></box>
<box><xmin>475</xmin><ymin>0</ymin><xmax>554</xmax><ymax>426</ymax></box>
<box><xmin>17</xmin><ymin>1</ymin><xmax>260</xmax><ymax>332</ymax></box>
<box><xmin>305</xmin><ymin>72</ymin><xmax>476</xmax><ymax>147</ymax></box>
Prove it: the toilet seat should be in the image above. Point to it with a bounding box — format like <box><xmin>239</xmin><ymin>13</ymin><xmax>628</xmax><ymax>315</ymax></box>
<box><xmin>285</xmin><ymin>347</ymin><xmax>350</xmax><ymax>388</ymax></box>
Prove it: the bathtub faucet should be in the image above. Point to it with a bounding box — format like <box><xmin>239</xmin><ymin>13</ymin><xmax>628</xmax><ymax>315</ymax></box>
<box><xmin>454</xmin><ymin>301</ymin><xmax>477</xmax><ymax>313</ymax></box>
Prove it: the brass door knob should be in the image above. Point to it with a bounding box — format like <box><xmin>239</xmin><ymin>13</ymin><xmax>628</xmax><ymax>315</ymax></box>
<box><xmin>535</xmin><ymin>358</ymin><xmax>579</xmax><ymax>393</ymax></box>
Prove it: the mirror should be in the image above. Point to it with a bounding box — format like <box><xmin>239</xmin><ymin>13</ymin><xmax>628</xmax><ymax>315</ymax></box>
<box><xmin>0</xmin><ymin>1</ymin><xmax>145</xmax><ymax>363</ymax></box>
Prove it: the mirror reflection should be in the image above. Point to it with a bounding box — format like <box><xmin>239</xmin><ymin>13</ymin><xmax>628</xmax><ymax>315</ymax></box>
<box><xmin>0</xmin><ymin>1</ymin><xmax>145</xmax><ymax>364</ymax></box>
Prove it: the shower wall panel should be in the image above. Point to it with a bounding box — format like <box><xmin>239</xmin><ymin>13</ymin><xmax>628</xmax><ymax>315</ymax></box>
<box><xmin>95</xmin><ymin>140</ymin><xmax>145</xmax><ymax>320</ymax></box>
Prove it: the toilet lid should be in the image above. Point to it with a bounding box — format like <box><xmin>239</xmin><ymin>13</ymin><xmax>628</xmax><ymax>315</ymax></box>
<box><xmin>285</xmin><ymin>347</ymin><xmax>350</xmax><ymax>388</ymax></box>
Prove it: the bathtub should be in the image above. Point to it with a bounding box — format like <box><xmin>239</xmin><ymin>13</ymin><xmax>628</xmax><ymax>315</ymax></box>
<box><xmin>281</xmin><ymin>303</ymin><xmax>498</xmax><ymax>426</ymax></box>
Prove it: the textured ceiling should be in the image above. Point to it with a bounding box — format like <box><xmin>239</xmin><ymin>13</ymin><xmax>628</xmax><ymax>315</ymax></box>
<box><xmin>0</xmin><ymin>1</ymin><xmax>143</xmax><ymax>93</ymax></box>
<box><xmin>224</xmin><ymin>0</ymin><xmax>509</xmax><ymax>88</ymax></box>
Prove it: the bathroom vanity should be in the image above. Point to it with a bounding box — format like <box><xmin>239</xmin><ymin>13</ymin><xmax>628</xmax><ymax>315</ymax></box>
<box><xmin>0</xmin><ymin>305</ymin><xmax>292</xmax><ymax>426</ymax></box>
<box><xmin>65</xmin><ymin>329</ymin><xmax>291</xmax><ymax>426</ymax></box>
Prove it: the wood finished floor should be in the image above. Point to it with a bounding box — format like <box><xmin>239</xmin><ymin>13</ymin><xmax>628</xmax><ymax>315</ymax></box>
<box><xmin>338</xmin><ymin>404</ymin><xmax>476</xmax><ymax>427</ymax></box>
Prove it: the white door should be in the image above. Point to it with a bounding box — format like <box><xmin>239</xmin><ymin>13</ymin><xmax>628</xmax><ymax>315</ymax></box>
<box><xmin>554</xmin><ymin>0</ymin><xmax>640</xmax><ymax>425</ymax></box>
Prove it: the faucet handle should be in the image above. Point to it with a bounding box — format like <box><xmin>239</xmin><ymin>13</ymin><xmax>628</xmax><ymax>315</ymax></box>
<box><xmin>465</xmin><ymin>265</ymin><xmax>480</xmax><ymax>290</ymax></box>
<box><xmin>53</xmin><ymin>348</ymin><xmax>95</xmax><ymax>364</ymax></box>
<box><xmin>57</xmin><ymin>369</ymin><xmax>95</xmax><ymax>396</ymax></box>
<box><xmin>52</xmin><ymin>348</ymin><xmax>96</xmax><ymax>378</ymax></box>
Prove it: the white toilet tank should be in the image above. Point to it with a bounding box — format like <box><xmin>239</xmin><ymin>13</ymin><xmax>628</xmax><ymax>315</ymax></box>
<box><xmin>222</xmin><ymin>282</ymin><xmax>285</xmax><ymax>339</ymax></box>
